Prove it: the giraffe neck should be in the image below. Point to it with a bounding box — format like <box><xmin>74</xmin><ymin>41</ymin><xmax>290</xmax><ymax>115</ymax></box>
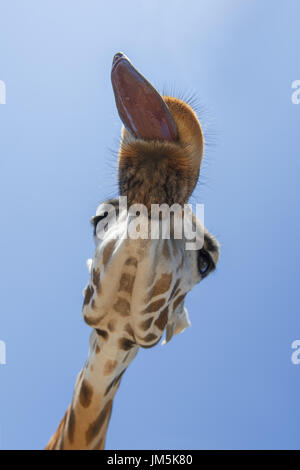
<box><xmin>46</xmin><ymin>202</ymin><xmax>211</xmax><ymax>450</ymax></box>
<box><xmin>46</xmin><ymin>330</ymin><xmax>138</xmax><ymax>450</ymax></box>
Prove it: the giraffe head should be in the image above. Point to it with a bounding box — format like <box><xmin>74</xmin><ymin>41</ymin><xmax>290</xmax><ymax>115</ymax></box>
<box><xmin>111</xmin><ymin>52</ymin><xmax>204</xmax><ymax>210</ymax></box>
<box><xmin>82</xmin><ymin>53</ymin><xmax>219</xmax><ymax>350</ymax></box>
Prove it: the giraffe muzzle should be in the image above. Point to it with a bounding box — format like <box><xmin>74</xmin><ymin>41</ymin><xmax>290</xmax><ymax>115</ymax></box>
<box><xmin>111</xmin><ymin>52</ymin><xmax>178</xmax><ymax>142</ymax></box>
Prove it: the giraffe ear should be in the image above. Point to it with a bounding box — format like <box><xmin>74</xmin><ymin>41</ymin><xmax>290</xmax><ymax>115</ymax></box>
<box><xmin>111</xmin><ymin>52</ymin><xmax>178</xmax><ymax>142</ymax></box>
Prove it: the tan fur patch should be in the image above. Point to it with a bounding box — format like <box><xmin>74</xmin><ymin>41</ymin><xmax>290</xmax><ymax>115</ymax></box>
<box><xmin>124</xmin><ymin>323</ymin><xmax>135</xmax><ymax>339</ymax></box>
<box><xmin>104</xmin><ymin>369</ymin><xmax>126</xmax><ymax>396</ymax></box>
<box><xmin>92</xmin><ymin>436</ymin><xmax>104</xmax><ymax>450</ymax></box>
<box><xmin>122</xmin><ymin>351</ymin><xmax>130</xmax><ymax>363</ymax></box>
<box><xmin>102</xmin><ymin>240</ymin><xmax>115</xmax><ymax>266</ymax></box>
<box><xmin>45</xmin><ymin>409</ymin><xmax>68</xmax><ymax>450</ymax></box>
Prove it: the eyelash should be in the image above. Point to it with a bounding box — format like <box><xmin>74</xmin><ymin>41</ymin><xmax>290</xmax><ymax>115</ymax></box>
<box><xmin>198</xmin><ymin>250</ymin><xmax>212</xmax><ymax>277</ymax></box>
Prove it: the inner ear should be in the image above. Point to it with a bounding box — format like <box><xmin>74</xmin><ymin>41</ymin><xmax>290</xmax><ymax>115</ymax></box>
<box><xmin>111</xmin><ymin>52</ymin><xmax>178</xmax><ymax>142</ymax></box>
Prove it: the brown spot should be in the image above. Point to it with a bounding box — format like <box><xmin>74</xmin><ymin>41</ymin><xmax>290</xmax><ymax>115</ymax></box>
<box><xmin>83</xmin><ymin>285</ymin><xmax>94</xmax><ymax>306</ymax></box>
<box><xmin>67</xmin><ymin>407</ymin><xmax>75</xmax><ymax>444</ymax></box>
<box><xmin>148</xmin><ymin>272</ymin><xmax>172</xmax><ymax>298</ymax></box>
<box><xmin>113</xmin><ymin>297</ymin><xmax>130</xmax><ymax>316</ymax></box>
<box><xmin>144</xmin><ymin>298</ymin><xmax>166</xmax><ymax>313</ymax></box>
<box><xmin>92</xmin><ymin>268</ymin><xmax>101</xmax><ymax>293</ymax></box>
<box><xmin>95</xmin><ymin>344</ymin><xmax>100</xmax><ymax>354</ymax></box>
<box><xmin>140</xmin><ymin>336</ymin><xmax>161</xmax><ymax>349</ymax></box>
<box><xmin>140</xmin><ymin>317</ymin><xmax>154</xmax><ymax>331</ymax></box>
<box><xmin>85</xmin><ymin>399</ymin><xmax>113</xmax><ymax>445</ymax></box>
<box><xmin>124</xmin><ymin>323</ymin><xmax>135</xmax><ymax>339</ymax></box>
<box><xmin>154</xmin><ymin>306</ymin><xmax>169</xmax><ymax>330</ymax></box>
<box><xmin>95</xmin><ymin>328</ymin><xmax>109</xmax><ymax>340</ymax></box>
<box><xmin>92</xmin><ymin>268</ymin><xmax>100</xmax><ymax>285</ymax></box>
<box><xmin>103</xmin><ymin>359</ymin><xmax>118</xmax><ymax>376</ymax></box>
<box><xmin>102</xmin><ymin>240</ymin><xmax>115</xmax><ymax>266</ymax></box>
<box><xmin>119</xmin><ymin>273</ymin><xmax>135</xmax><ymax>295</ymax></box>
<box><xmin>168</xmin><ymin>279</ymin><xmax>180</xmax><ymax>301</ymax></box>
<box><xmin>79</xmin><ymin>379</ymin><xmax>93</xmax><ymax>408</ymax></box>
<box><xmin>125</xmin><ymin>257</ymin><xmax>138</xmax><ymax>267</ymax></box>
<box><xmin>141</xmin><ymin>333</ymin><xmax>157</xmax><ymax>342</ymax></box>
<box><xmin>119</xmin><ymin>337</ymin><xmax>135</xmax><ymax>351</ymax></box>
<box><xmin>84</xmin><ymin>313</ymin><xmax>105</xmax><ymax>327</ymax></box>
<box><xmin>107</xmin><ymin>319</ymin><xmax>116</xmax><ymax>332</ymax></box>
<box><xmin>173</xmin><ymin>294</ymin><xmax>186</xmax><ymax>310</ymax></box>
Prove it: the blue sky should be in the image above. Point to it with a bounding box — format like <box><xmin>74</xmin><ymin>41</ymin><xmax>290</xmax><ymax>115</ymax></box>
<box><xmin>0</xmin><ymin>0</ymin><xmax>299</xmax><ymax>450</ymax></box>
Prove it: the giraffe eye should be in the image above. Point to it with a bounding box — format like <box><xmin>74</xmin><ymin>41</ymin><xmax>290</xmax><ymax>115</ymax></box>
<box><xmin>197</xmin><ymin>250</ymin><xmax>212</xmax><ymax>278</ymax></box>
<box><xmin>91</xmin><ymin>211</ymin><xmax>109</xmax><ymax>235</ymax></box>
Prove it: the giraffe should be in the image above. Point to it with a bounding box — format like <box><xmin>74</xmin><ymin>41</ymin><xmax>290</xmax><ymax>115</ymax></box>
<box><xmin>46</xmin><ymin>53</ymin><xmax>219</xmax><ymax>450</ymax></box>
